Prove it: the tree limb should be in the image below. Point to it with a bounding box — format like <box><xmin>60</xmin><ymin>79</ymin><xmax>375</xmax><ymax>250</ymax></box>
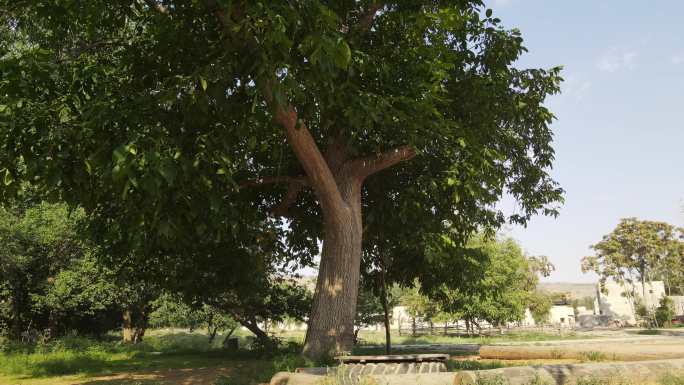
<box><xmin>205</xmin><ymin>2</ymin><xmax>348</xmax><ymax>216</ymax></box>
<box><xmin>272</xmin><ymin>182</ymin><xmax>305</xmax><ymax>217</ymax></box>
<box><xmin>142</xmin><ymin>0</ymin><xmax>169</xmax><ymax>15</ymax></box>
<box><xmin>347</xmin><ymin>145</ymin><xmax>416</xmax><ymax>179</ymax></box>
<box><xmin>358</xmin><ymin>3</ymin><xmax>384</xmax><ymax>33</ymax></box>
<box><xmin>272</xmin><ymin>102</ymin><xmax>348</xmax><ymax>216</ymax></box>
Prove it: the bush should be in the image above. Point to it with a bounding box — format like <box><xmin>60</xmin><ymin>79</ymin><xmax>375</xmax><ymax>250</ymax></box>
<box><xmin>656</xmin><ymin>297</ymin><xmax>676</xmax><ymax>328</ymax></box>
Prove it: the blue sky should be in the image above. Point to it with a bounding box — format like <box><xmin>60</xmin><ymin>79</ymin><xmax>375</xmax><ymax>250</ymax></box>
<box><xmin>489</xmin><ymin>0</ymin><xmax>684</xmax><ymax>282</ymax></box>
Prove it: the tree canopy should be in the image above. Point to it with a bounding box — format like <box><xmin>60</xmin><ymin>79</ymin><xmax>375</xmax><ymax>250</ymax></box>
<box><xmin>582</xmin><ymin>218</ymin><xmax>684</xmax><ymax>297</ymax></box>
<box><xmin>1</xmin><ymin>0</ymin><xmax>563</xmax><ymax>358</ymax></box>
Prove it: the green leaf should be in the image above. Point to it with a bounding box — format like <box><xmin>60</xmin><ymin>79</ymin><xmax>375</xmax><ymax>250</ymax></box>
<box><xmin>3</xmin><ymin>169</ymin><xmax>13</xmax><ymax>186</ymax></box>
<box><xmin>159</xmin><ymin>161</ymin><xmax>177</xmax><ymax>185</ymax></box>
<box><xmin>485</xmin><ymin>9</ymin><xmax>493</xmax><ymax>18</ymax></box>
<box><xmin>59</xmin><ymin>107</ymin><xmax>71</xmax><ymax>123</ymax></box>
<box><xmin>334</xmin><ymin>39</ymin><xmax>352</xmax><ymax>69</ymax></box>
<box><xmin>200</xmin><ymin>77</ymin><xmax>208</xmax><ymax>91</ymax></box>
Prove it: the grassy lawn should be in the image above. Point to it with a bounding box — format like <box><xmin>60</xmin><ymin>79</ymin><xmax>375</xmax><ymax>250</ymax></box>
<box><xmin>0</xmin><ymin>331</ymin><xmax>302</xmax><ymax>385</ymax></box>
<box><xmin>0</xmin><ymin>328</ymin><xmax>613</xmax><ymax>385</ymax></box>
<box><xmin>274</xmin><ymin>329</ymin><xmax>592</xmax><ymax>348</ymax></box>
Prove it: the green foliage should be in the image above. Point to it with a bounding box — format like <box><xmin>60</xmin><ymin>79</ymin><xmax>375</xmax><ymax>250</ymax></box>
<box><xmin>354</xmin><ymin>282</ymin><xmax>386</xmax><ymax>332</ymax></box>
<box><xmin>0</xmin><ymin>201</ymin><xmax>89</xmax><ymax>338</ymax></box>
<box><xmin>528</xmin><ymin>291</ymin><xmax>553</xmax><ymax>325</ymax></box>
<box><xmin>401</xmin><ymin>283</ymin><xmax>441</xmax><ymax>324</ymax></box>
<box><xmin>0</xmin><ymin>2</ymin><xmax>564</xmax><ymax>348</ymax></box>
<box><xmin>149</xmin><ymin>295</ymin><xmax>238</xmax><ymax>342</ymax></box>
<box><xmin>655</xmin><ymin>296</ymin><xmax>676</xmax><ymax>327</ymax></box>
<box><xmin>582</xmin><ymin>219</ymin><xmax>684</xmax><ymax>299</ymax></box>
<box><xmin>431</xmin><ymin>235</ymin><xmax>543</xmax><ymax>328</ymax></box>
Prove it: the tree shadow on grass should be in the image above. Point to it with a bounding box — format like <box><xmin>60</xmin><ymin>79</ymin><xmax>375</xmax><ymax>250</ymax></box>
<box><xmin>73</xmin><ymin>364</ymin><xmax>267</xmax><ymax>385</ymax></box>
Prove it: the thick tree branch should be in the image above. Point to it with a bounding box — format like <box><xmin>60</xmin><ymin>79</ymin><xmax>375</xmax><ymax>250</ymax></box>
<box><xmin>270</xmin><ymin>101</ymin><xmax>348</xmax><ymax>216</ymax></box>
<box><xmin>272</xmin><ymin>182</ymin><xmax>305</xmax><ymax>217</ymax></box>
<box><xmin>358</xmin><ymin>3</ymin><xmax>383</xmax><ymax>32</ymax></box>
<box><xmin>205</xmin><ymin>1</ymin><xmax>348</xmax><ymax>216</ymax></box>
<box><xmin>347</xmin><ymin>145</ymin><xmax>416</xmax><ymax>179</ymax></box>
<box><xmin>239</xmin><ymin>175</ymin><xmax>309</xmax><ymax>217</ymax></box>
<box><xmin>142</xmin><ymin>0</ymin><xmax>169</xmax><ymax>14</ymax></box>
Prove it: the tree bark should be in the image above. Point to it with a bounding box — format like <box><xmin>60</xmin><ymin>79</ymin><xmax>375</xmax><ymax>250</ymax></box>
<box><xmin>239</xmin><ymin>317</ymin><xmax>275</xmax><ymax>349</ymax></box>
<box><xmin>380</xmin><ymin>267</ymin><xmax>391</xmax><ymax>355</ymax></box>
<box><xmin>122</xmin><ymin>309</ymin><xmax>134</xmax><ymax>344</ymax></box>
<box><xmin>260</xmin><ymin>81</ymin><xmax>414</xmax><ymax>361</ymax></box>
<box><xmin>303</xmin><ymin>176</ymin><xmax>363</xmax><ymax>359</ymax></box>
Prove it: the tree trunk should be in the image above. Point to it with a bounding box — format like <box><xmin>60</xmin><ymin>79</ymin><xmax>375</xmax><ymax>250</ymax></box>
<box><xmin>444</xmin><ymin>322</ymin><xmax>448</xmax><ymax>336</ymax></box>
<box><xmin>303</xmin><ymin>178</ymin><xmax>363</xmax><ymax>359</ymax></box>
<box><xmin>380</xmin><ymin>267</ymin><xmax>391</xmax><ymax>355</ymax></box>
<box><xmin>122</xmin><ymin>309</ymin><xmax>134</xmax><ymax>344</ymax></box>
<box><xmin>239</xmin><ymin>318</ymin><xmax>274</xmax><ymax>349</ymax></box>
<box><xmin>411</xmin><ymin>317</ymin><xmax>417</xmax><ymax>337</ymax></box>
<box><xmin>208</xmin><ymin>326</ymin><xmax>218</xmax><ymax>343</ymax></box>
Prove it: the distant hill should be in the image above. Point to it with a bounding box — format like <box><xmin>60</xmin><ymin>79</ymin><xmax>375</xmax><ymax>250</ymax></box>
<box><xmin>538</xmin><ymin>282</ymin><xmax>597</xmax><ymax>299</ymax></box>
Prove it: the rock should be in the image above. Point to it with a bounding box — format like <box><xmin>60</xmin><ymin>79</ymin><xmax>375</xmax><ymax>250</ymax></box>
<box><xmin>269</xmin><ymin>372</ymin><xmax>323</xmax><ymax>385</ymax></box>
<box><xmin>454</xmin><ymin>359</ymin><xmax>684</xmax><ymax>385</ymax></box>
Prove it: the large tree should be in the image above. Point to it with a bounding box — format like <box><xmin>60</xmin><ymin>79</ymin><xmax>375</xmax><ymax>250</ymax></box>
<box><xmin>0</xmin><ymin>1</ymin><xmax>563</xmax><ymax>358</ymax></box>
<box><xmin>582</xmin><ymin>218</ymin><xmax>684</xmax><ymax>301</ymax></box>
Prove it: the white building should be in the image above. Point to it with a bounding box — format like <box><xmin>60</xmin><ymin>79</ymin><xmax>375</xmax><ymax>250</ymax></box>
<box><xmin>547</xmin><ymin>305</ymin><xmax>575</xmax><ymax>327</ymax></box>
<box><xmin>594</xmin><ymin>280</ymin><xmax>665</xmax><ymax>325</ymax></box>
<box><xmin>670</xmin><ymin>296</ymin><xmax>684</xmax><ymax>316</ymax></box>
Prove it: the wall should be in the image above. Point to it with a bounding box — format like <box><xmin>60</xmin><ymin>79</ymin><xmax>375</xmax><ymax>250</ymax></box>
<box><xmin>595</xmin><ymin>280</ymin><xmax>665</xmax><ymax>325</ymax></box>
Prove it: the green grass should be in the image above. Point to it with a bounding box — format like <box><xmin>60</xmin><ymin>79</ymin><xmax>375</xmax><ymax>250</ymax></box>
<box><xmin>0</xmin><ymin>331</ymin><xmax>306</xmax><ymax>381</ymax></box>
<box><xmin>275</xmin><ymin>329</ymin><xmax>588</xmax><ymax>348</ymax></box>
<box><xmin>659</xmin><ymin>373</ymin><xmax>684</xmax><ymax>385</ymax></box>
<box><xmin>447</xmin><ymin>360</ymin><xmax>507</xmax><ymax>371</ymax></box>
<box><xmin>579</xmin><ymin>351</ymin><xmax>607</xmax><ymax>362</ymax></box>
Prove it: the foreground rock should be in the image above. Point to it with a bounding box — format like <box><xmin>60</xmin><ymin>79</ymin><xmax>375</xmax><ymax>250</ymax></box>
<box><xmin>455</xmin><ymin>359</ymin><xmax>684</xmax><ymax>385</ymax></box>
<box><xmin>271</xmin><ymin>359</ymin><xmax>684</xmax><ymax>385</ymax></box>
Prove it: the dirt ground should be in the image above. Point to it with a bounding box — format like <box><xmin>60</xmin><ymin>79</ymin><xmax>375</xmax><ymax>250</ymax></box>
<box><xmin>480</xmin><ymin>333</ymin><xmax>684</xmax><ymax>361</ymax></box>
<box><xmin>0</xmin><ymin>363</ymin><xmax>266</xmax><ymax>385</ymax></box>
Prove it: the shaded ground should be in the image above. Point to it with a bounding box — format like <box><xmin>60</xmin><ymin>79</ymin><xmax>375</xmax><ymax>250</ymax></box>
<box><xmin>3</xmin><ymin>329</ymin><xmax>683</xmax><ymax>385</ymax></box>
<box><xmin>0</xmin><ymin>361</ymin><xmax>270</xmax><ymax>385</ymax></box>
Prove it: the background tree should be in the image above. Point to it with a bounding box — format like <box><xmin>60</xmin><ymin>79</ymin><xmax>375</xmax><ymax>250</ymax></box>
<box><xmin>354</xmin><ymin>282</ymin><xmax>385</xmax><ymax>345</ymax></box>
<box><xmin>0</xmin><ymin>201</ymin><xmax>86</xmax><ymax>339</ymax></box>
<box><xmin>149</xmin><ymin>295</ymin><xmax>238</xmax><ymax>344</ymax></box>
<box><xmin>0</xmin><ymin>0</ymin><xmax>563</xmax><ymax>358</ymax></box>
<box><xmin>527</xmin><ymin>291</ymin><xmax>552</xmax><ymax>326</ymax></box>
<box><xmin>34</xmin><ymin>254</ymin><xmax>121</xmax><ymax>338</ymax></box>
<box><xmin>582</xmin><ymin>218</ymin><xmax>683</xmax><ymax>312</ymax></box>
<box><xmin>432</xmin><ymin>235</ymin><xmax>548</xmax><ymax>333</ymax></box>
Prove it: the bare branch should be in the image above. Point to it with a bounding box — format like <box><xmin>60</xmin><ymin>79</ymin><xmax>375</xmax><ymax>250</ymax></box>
<box><xmin>347</xmin><ymin>145</ymin><xmax>416</xmax><ymax>179</ymax></box>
